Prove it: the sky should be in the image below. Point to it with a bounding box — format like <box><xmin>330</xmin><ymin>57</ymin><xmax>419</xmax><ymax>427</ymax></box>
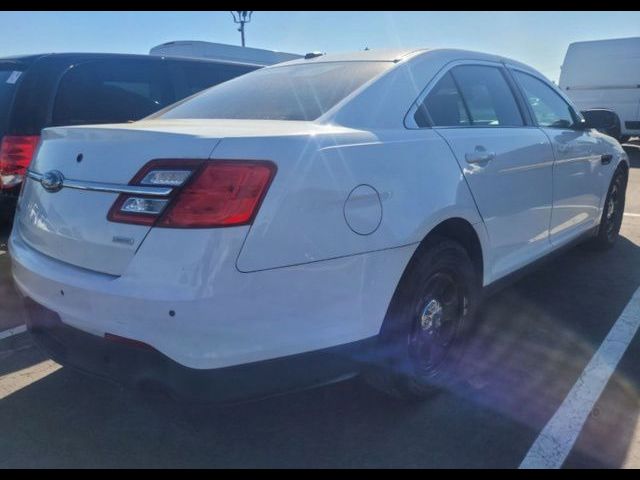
<box><xmin>1</xmin><ymin>11</ymin><xmax>639</xmax><ymax>82</ymax></box>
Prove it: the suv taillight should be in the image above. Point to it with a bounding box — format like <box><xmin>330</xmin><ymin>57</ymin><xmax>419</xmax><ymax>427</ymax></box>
<box><xmin>108</xmin><ymin>159</ymin><xmax>276</xmax><ymax>228</ymax></box>
<box><xmin>0</xmin><ymin>135</ymin><xmax>40</xmax><ymax>190</ymax></box>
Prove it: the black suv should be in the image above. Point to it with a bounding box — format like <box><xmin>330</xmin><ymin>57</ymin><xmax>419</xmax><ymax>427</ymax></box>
<box><xmin>0</xmin><ymin>52</ymin><xmax>259</xmax><ymax>222</ymax></box>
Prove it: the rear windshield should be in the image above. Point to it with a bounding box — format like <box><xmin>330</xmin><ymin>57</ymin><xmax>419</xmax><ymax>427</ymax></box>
<box><xmin>155</xmin><ymin>61</ymin><xmax>393</xmax><ymax>121</ymax></box>
<box><xmin>0</xmin><ymin>67</ymin><xmax>24</xmax><ymax>136</ymax></box>
<box><xmin>169</xmin><ymin>60</ymin><xmax>258</xmax><ymax>98</ymax></box>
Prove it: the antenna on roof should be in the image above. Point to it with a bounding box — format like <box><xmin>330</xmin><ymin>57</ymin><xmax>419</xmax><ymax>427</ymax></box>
<box><xmin>304</xmin><ymin>52</ymin><xmax>324</xmax><ymax>60</ymax></box>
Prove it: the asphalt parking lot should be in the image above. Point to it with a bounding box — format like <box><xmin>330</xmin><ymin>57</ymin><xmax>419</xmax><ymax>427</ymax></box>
<box><xmin>1</xmin><ymin>144</ymin><xmax>640</xmax><ymax>468</ymax></box>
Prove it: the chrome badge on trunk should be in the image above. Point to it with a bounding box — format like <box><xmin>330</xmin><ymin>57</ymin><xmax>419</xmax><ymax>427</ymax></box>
<box><xmin>40</xmin><ymin>170</ymin><xmax>64</xmax><ymax>193</ymax></box>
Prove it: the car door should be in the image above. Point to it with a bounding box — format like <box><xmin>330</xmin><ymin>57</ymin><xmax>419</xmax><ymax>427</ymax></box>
<box><xmin>410</xmin><ymin>62</ymin><xmax>555</xmax><ymax>281</ymax></box>
<box><xmin>511</xmin><ymin>69</ymin><xmax>605</xmax><ymax>247</ymax></box>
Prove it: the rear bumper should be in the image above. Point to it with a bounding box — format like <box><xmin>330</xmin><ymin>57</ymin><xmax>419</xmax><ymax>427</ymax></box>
<box><xmin>10</xmin><ymin>225</ymin><xmax>412</xmax><ymax>370</ymax></box>
<box><xmin>24</xmin><ymin>297</ymin><xmax>375</xmax><ymax>403</ymax></box>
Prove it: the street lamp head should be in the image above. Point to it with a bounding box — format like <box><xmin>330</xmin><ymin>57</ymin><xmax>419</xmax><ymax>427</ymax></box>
<box><xmin>229</xmin><ymin>11</ymin><xmax>254</xmax><ymax>47</ymax></box>
<box><xmin>231</xmin><ymin>11</ymin><xmax>253</xmax><ymax>24</ymax></box>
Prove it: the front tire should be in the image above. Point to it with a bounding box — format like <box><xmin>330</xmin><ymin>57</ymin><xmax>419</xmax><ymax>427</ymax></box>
<box><xmin>591</xmin><ymin>166</ymin><xmax>627</xmax><ymax>250</ymax></box>
<box><xmin>364</xmin><ymin>236</ymin><xmax>480</xmax><ymax>401</ymax></box>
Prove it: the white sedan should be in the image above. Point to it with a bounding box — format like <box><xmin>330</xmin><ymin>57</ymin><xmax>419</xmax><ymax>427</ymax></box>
<box><xmin>10</xmin><ymin>48</ymin><xmax>629</xmax><ymax>402</ymax></box>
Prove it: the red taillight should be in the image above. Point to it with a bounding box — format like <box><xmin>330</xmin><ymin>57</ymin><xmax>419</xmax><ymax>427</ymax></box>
<box><xmin>159</xmin><ymin>161</ymin><xmax>276</xmax><ymax>228</ymax></box>
<box><xmin>108</xmin><ymin>160</ymin><xmax>276</xmax><ymax>228</ymax></box>
<box><xmin>0</xmin><ymin>135</ymin><xmax>40</xmax><ymax>190</ymax></box>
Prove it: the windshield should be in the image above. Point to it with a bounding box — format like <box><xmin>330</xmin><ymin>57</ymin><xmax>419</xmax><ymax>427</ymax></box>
<box><xmin>155</xmin><ymin>61</ymin><xmax>393</xmax><ymax>122</ymax></box>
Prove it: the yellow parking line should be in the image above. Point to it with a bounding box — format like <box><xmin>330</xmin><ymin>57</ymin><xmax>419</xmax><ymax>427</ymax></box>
<box><xmin>0</xmin><ymin>360</ymin><xmax>61</xmax><ymax>400</ymax></box>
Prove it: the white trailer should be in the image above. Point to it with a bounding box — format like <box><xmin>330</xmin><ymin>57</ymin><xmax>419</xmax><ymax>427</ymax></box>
<box><xmin>150</xmin><ymin>41</ymin><xmax>302</xmax><ymax>67</ymax></box>
<box><xmin>559</xmin><ymin>37</ymin><xmax>640</xmax><ymax>141</ymax></box>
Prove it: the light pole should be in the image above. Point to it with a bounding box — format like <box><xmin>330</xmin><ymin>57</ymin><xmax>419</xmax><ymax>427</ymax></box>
<box><xmin>230</xmin><ymin>11</ymin><xmax>253</xmax><ymax>47</ymax></box>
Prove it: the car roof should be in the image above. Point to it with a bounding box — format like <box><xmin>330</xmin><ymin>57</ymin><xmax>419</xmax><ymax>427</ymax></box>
<box><xmin>270</xmin><ymin>47</ymin><xmax>540</xmax><ymax>76</ymax></box>
<box><xmin>0</xmin><ymin>53</ymin><xmax>49</xmax><ymax>66</ymax></box>
<box><xmin>277</xmin><ymin>48</ymin><xmax>429</xmax><ymax>66</ymax></box>
<box><xmin>0</xmin><ymin>52</ymin><xmax>261</xmax><ymax>67</ymax></box>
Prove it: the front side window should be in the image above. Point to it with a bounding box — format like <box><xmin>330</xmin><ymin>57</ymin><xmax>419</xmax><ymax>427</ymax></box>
<box><xmin>513</xmin><ymin>71</ymin><xmax>576</xmax><ymax>129</ymax></box>
<box><xmin>450</xmin><ymin>65</ymin><xmax>523</xmax><ymax>127</ymax></box>
<box><xmin>156</xmin><ymin>61</ymin><xmax>393</xmax><ymax>122</ymax></box>
<box><xmin>415</xmin><ymin>72</ymin><xmax>470</xmax><ymax>127</ymax></box>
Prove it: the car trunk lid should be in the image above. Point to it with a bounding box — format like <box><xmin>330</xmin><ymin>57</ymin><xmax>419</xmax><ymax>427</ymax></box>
<box><xmin>16</xmin><ymin>124</ymin><xmax>221</xmax><ymax>276</ymax></box>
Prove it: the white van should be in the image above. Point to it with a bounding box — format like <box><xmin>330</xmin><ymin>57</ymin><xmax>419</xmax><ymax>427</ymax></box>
<box><xmin>150</xmin><ymin>41</ymin><xmax>302</xmax><ymax>67</ymax></box>
<box><xmin>559</xmin><ymin>37</ymin><xmax>640</xmax><ymax>142</ymax></box>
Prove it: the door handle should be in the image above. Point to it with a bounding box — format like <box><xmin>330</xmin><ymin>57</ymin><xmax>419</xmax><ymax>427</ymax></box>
<box><xmin>465</xmin><ymin>151</ymin><xmax>495</xmax><ymax>165</ymax></box>
<box><xmin>601</xmin><ymin>154</ymin><xmax>613</xmax><ymax>165</ymax></box>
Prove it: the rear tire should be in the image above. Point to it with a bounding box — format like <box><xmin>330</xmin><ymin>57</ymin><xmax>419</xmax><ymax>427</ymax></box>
<box><xmin>590</xmin><ymin>166</ymin><xmax>627</xmax><ymax>251</ymax></box>
<box><xmin>363</xmin><ymin>236</ymin><xmax>480</xmax><ymax>401</ymax></box>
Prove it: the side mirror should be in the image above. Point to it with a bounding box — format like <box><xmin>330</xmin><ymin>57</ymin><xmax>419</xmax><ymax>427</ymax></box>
<box><xmin>580</xmin><ymin>109</ymin><xmax>622</xmax><ymax>140</ymax></box>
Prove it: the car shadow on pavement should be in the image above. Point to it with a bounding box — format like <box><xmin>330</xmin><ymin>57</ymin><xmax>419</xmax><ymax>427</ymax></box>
<box><xmin>0</xmin><ymin>218</ymin><xmax>12</xmax><ymax>240</ymax></box>
<box><xmin>454</xmin><ymin>233</ymin><xmax>640</xmax><ymax>468</ymax></box>
<box><xmin>0</xmin><ymin>352</ymin><xmax>535</xmax><ymax>468</ymax></box>
<box><xmin>0</xmin><ymin>333</ymin><xmax>47</xmax><ymax>377</ymax></box>
<box><xmin>0</xmin><ymin>221</ymin><xmax>27</xmax><ymax>333</ymax></box>
<box><xmin>2</xmin><ymin>233</ymin><xmax>640</xmax><ymax>467</ymax></box>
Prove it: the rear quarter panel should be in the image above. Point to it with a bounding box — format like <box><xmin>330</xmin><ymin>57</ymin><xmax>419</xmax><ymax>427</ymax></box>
<box><xmin>223</xmin><ymin>128</ymin><xmax>485</xmax><ymax>274</ymax></box>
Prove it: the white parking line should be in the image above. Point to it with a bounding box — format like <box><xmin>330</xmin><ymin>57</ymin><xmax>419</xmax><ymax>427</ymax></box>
<box><xmin>625</xmin><ymin>213</ymin><xmax>640</xmax><ymax>218</ymax></box>
<box><xmin>520</xmin><ymin>286</ymin><xmax>640</xmax><ymax>468</ymax></box>
<box><xmin>0</xmin><ymin>325</ymin><xmax>27</xmax><ymax>341</ymax></box>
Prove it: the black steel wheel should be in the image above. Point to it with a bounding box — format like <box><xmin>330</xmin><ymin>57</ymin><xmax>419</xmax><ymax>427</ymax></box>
<box><xmin>591</xmin><ymin>167</ymin><xmax>627</xmax><ymax>250</ymax></box>
<box><xmin>364</xmin><ymin>236</ymin><xmax>480</xmax><ymax>400</ymax></box>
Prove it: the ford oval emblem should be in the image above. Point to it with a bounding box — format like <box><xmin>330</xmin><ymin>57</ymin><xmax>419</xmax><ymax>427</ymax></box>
<box><xmin>41</xmin><ymin>170</ymin><xmax>65</xmax><ymax>193</ymax></box>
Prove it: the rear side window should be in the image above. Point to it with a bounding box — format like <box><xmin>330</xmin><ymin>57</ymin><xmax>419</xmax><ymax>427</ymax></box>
<box><xmin>156</xmin><ymin>61</ymin><xmax>393</xmax><ymax>121</ymax></box>
<box><xmin>416</xmin><ymin>65</ymin><xmax>523</xmax><ymax>127</ymax></box>
<box><xmin>171</xmin><ymin>61</ymin><xmax>258</xmax><ymax>98</ymax></box>
<box><xmin>513</xmin><ymin>71</ymin><xmax>576</xmax><ymax>129</ymax></box>
<box><xmin>451</xmin><ymin>65</ymin><xmax>523</xmax><ymax>126</ymax></box>
<box><xmin>415</xmin><ymin>72</ymin><xmax>470</xmax><ymax>127</ymax></box>
<box><xmin>0</xmin><ymin>67</ymin><xmax>24</xmax><ymax>136</ymax></box>
<box><xmin>52</xmin><ymin>60</ymin><xmax>173</xmax><ymax>126</ymax></box>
